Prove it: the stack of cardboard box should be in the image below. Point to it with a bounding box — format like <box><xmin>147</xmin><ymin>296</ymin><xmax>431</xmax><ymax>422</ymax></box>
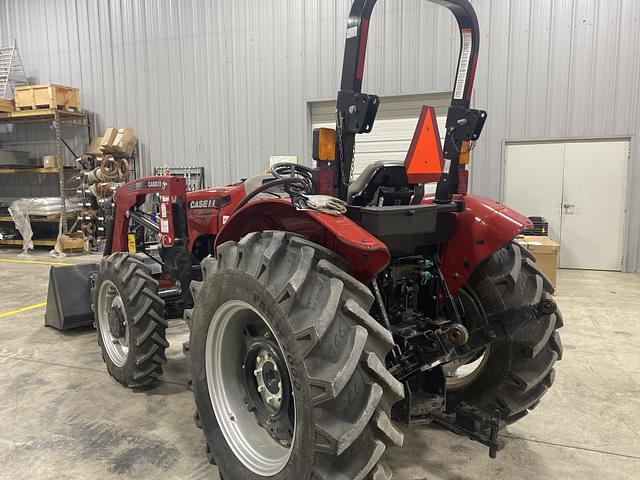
<box><xmin>86</xmin><ymin>128</ymin><xmax>138</xmax><ymax>157</ymax></box>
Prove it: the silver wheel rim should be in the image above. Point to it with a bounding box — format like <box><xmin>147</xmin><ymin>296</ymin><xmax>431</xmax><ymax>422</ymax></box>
<box><xmin>444</xmin><ymin>348</ymin><xmax>489</xmax><ymax>389</ymax></box>
<box><xmin>97</xmin><ymin>280</ymin><xmax>129</xmax><ymax>367</ymax></box>
<box><xmin>205</xmin><ymin>300</ymin><xmax>295</xmax><ymax>476</ymax></box>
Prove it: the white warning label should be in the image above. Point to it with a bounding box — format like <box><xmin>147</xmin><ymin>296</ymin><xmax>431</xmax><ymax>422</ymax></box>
<box><xmin>454</xmin><ymin>30</ymin><xmax>473</xmax><ymax>100</ymax></box>
<box><xmin>346</xmin><ymin>26</ymin><xmax>358</xmax><ymax>39</ymax></box>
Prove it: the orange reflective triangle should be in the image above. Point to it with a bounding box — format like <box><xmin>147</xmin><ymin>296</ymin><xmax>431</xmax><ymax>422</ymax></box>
<box><xmin>404</xmin><ymin>106</ymin><xmax>444</xmax><ymax>184</ymax></box>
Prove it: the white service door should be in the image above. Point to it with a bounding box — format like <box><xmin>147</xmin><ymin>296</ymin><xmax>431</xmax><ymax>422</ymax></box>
<box><xmin>504</xmin><ymin>140</ymin><xmax>628</xmax><ymax>271</ymax></box>
<box><xmin>560</xmin><ymin>141</ymin><xmax>628</xmax><ymax>270</ymax></box>
<box><xmin>503</xmin><ymin>143</ymin><xmax>564</xmax><ymax>242</ymax></box>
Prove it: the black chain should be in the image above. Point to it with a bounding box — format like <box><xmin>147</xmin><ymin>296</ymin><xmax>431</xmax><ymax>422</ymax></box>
<box><xmin>336</xmin><ymin>110</ymin><xmax>354</xmax><ymax>187</ymax></box>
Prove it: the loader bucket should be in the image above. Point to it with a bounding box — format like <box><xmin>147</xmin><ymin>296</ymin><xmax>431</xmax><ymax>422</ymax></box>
<box><xmin>44</xmin><ymin>263</ymin><xmax>97</xmax><ymax>330</ymax></box>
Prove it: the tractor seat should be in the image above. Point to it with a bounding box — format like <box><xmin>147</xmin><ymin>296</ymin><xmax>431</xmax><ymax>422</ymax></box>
<box><xmin>347</xmin><ymin>161</ymin><xmax>423</xmax><ymax>207</ymax></box>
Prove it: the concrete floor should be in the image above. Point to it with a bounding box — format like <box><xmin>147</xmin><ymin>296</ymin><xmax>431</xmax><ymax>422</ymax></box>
<box><xmin>0</xmin><ymin>248</ymin><xmax>639</xmax><ymax>480</ymax></box>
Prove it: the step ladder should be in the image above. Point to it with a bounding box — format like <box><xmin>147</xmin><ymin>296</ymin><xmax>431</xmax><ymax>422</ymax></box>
<box><xmin>0</xmin><ymin>40</ymin><xmax>29</xmax><ymax>100</ymax></box>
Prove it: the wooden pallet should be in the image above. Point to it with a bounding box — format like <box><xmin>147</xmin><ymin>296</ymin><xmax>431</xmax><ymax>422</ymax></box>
<box><xmin>0</xmin><ymin>99</ymin><xmax>14</xmax><ymax>113</ymax></box>
<box><xmin>14</xmin><ymin>84</ymin><xmax>81</xmax><ymax>112</ymax></box>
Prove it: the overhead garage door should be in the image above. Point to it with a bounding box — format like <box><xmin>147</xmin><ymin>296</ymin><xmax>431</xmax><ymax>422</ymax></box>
<box><xmin>311</xmin><ymin>93</ymin><xmax>450</xmax><ymax>180</ymax></box>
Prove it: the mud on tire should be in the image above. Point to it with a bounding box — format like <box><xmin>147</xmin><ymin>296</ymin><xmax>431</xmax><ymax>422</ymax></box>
<box><xmin>93</xmin><ymin>252</ymin><xmax>168</xmax><ymax>388</ymax></box>
<box><xmin>187</xmin><ymin>232</ymin><xmax>405</xmax><ymax>480</ymax></box>
<box><xmin>447</xmin><ymin>242</ymin><xmax>564</xmax><ymax>423</ymax></box>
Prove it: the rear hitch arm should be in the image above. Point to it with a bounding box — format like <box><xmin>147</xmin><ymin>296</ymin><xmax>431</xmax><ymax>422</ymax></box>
<box><xmin>429</xmin><ymin>403</ymin><xmax>505</xmax><ymax>458</ymax></box>
<box><xmin>394</xmin><ymin>379</ymin><xmax>505</xmax><ymax>458</ymax></box>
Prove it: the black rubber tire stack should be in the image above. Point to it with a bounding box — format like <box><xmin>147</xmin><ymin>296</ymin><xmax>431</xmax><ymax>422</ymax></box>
<box><xmin>93</xmin><ymin>252</ymin><xmax>168</xmax><ymax>388</ymax></box>
<box><xmin>187</xmin><ymin>231</ymin><xmax>405</xmax><ymax>480</ymax></box>
<box><xmin>448</xmin><ymin>242</ymin><xmax>564</xmax><ymax>423</ymax></box>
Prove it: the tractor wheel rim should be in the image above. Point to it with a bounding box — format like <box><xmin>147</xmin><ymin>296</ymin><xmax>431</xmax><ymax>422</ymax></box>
<box><xmin>443</xmin><ymin>347</ymin><xmax>489</xmax><ymax>389</ymax></box>
<box><xmin>445</xmin><ymin>287</ymin><xmax>490</xmax><ymax>389</ymax></box>
<box><xmin>205</xmin><ymin>300</ymin><xmax>295</xmax><ymax>476</ymax></box>
<box><xmin>97</xmin><ymin>280</ymin><xmax>129</xmax><ymax>367</ymax></box>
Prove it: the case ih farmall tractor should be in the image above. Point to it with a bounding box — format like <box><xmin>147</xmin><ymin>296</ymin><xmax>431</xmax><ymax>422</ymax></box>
<box><xmin>91</xmin><ymin>1</ymin><xmax>563</xmax><ymax>478</ymax></box>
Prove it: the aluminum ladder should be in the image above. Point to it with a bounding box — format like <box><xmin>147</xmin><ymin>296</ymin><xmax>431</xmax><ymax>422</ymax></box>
<box><xmin>0</xmin><ymin>40</ymin><xmax>28</xmax><ymax>100</ymax></box>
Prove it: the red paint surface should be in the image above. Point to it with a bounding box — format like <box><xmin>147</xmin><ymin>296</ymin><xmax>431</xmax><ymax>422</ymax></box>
<box><xmin>112</xmin><ymin>178</ymin><xmax>529</xmax><ymax>296</ymax></box>
<box><xmin>436</xmin><ymin>194</ymin><xmax>532</xmax><ymax>293</ymax></box>
<box><xmin>216</xmin><ymin>199</ymin><xmax>390</xmax><ymax>284</ymax></box>
<box><xmin>112</xmin><ymin>176</ymin><xmax>187</xmax><ymax>253</ymax></box>
<box><xmin>185</xmin><ymin>183</ymin><xmax>245</xmax><ymax>251</ymax></box>
<box><xmin>455</xmin><ymin>169</ymin><xmax>469</xmax><ymax>195</ymax></box>
<box><xmin>356</xmin><ymin>19</ymin><xmax>370</xmax><ymax>80</ymax></box>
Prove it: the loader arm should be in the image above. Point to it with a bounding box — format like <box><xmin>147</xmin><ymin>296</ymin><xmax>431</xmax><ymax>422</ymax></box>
<box><xmin>335</xmin><ymin>0</ymin><xmax>481</xmax><ymax>201</ymax></box>
<box><xmin>106</xmin><ymin>176</ymin><xmax>188</xmax><ymax>255</ymax></box>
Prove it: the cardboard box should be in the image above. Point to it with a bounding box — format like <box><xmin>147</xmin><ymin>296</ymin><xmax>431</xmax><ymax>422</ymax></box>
<box><xmin>101</xmin><ymin>128</ymin><xmax>137</xmax><ymax>157</ymax></box>
<box><xmin>86</xmin><ymin>136</ymin><xmax>104</xmax><ymax>156</ymax></box>
<box><xmin>43</xmin><ymin>155</ymin><xmax>59</xmax><ymax>169</ymax></box>
<box><xmin>112</xmin><ymin>128</ymin><xmax>137</xmax><ymax>156</ymax></box>
<box><xmin>100</xmin><ymin>128</ymin><xmax>118</xmax><ymax>151</ymax></box>
<box><xmin>58</xmin><ymin>232</ymin><xmax>86</xmax><ymax>253</ymax></box>
<box><xmin>515</xmin><ymin>235</ymin><xmax>560</xmax><ymax>288</ymax></box>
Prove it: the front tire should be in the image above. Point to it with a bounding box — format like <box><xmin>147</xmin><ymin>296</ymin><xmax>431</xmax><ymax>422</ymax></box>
<box><xmin>188</xmin><ymin>232</ymin><xmax>404</xmax><ymax>480</ymax></box>
<box><xmin>446</xmin><ymin>242</ymin><xmax>564</xmax><ymax>423</ymax></box>
<box><xmin>93</xmin><ymin>253</ymin><xmax>168</xmax><ymax>388</ymax></box>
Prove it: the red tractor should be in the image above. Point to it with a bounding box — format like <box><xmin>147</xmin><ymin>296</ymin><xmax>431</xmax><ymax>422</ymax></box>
<box><xmin>90</xmin><ymin>1</ymin><xmax>562</xmax><ymax>478</ymax></box>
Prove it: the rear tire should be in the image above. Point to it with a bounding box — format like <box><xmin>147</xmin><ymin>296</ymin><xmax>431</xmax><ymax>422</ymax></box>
<box><xmin>446</xmin><ymin>242</ymin><xmax>563</xmax><ymax>423</ymax></box>
<box><xmin>188</xmin><ymin>231</ymin><xmax>404</xmax><ymax>480</ymax></box>
<box><xmin>93</xmin><ymin>252</ymin><xmax>168</xmax><ymax>388</ymax></box>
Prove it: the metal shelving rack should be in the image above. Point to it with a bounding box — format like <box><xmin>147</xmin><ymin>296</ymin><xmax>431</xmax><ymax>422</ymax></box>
<box><xmin>153</xmin><ymin>166</ymin><xmax>205</xmax><ymax>191</ymax></box>
<box><xmin>0</xmin><ymin>108</ymin><xmax>92</xmax><ymax>246</ymax></box>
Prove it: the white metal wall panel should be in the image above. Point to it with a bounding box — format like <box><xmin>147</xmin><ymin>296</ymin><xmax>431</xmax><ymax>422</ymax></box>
<box><xmin>0</xmin><ymin>0</ymin><xmax>638</xmax><ymax>272</ymax></box>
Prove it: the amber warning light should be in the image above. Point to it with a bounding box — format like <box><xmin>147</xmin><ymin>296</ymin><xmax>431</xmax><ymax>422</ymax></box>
<box><xmin>404</xmin><ymin>106</ymin><xmax>444</xmax><ymax>184</ymax></box>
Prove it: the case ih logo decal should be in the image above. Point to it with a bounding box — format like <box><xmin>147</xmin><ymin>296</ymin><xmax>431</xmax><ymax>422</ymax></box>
<box><xmin>146</xmin><ymin>180</ymin><xmax>168</xmax><ymax>189</ymax></box>
<box><xmin>128</xmin><ymin>180</ymin><xmax>168</xmax><ymax>191</ymax></box>
<box><xmin>189</xmin><ymin>199</ymin><xmax>216</xmax><ymax>209</ymax></box>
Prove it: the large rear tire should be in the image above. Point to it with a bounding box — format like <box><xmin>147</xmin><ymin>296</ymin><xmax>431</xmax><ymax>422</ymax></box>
<box><xmin>188</xmin><ymin>232</ymin><xmax>404</xmax><ymax>480</ymax></box>
<box><xmin>446</xmin><ymin>242</ymin><xmax>563</xmax><ymax>423</ymax></box>
<box><xmin>93</xmin><ymin>253</ymin><xmax>168</xmax><ymax>388</ymax></box>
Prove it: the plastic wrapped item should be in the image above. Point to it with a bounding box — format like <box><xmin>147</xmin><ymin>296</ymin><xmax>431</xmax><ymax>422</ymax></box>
<box><xmin>8</xmin><ymin>197</ymin><xmax>80</xmax><ymax>253</ymax></box>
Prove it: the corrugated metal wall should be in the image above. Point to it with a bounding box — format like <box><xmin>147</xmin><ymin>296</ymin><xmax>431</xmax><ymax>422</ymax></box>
<box><xmin>1</xmin><ymin>0</ymin><xmax>639</xmax><ymax>271</ymax></box>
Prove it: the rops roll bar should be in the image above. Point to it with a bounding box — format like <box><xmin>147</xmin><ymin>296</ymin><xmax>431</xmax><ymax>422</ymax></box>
<box><xmin>334</xmin><ymin>0</ymin><xmax>486</xmax><ymax>202</ymax></box>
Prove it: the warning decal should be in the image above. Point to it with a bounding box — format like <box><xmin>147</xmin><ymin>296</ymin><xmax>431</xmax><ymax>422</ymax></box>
<box><xmin>454</xmin><ymin>29</ymin><xmax>473</xmax><ymax>100</ymax></box>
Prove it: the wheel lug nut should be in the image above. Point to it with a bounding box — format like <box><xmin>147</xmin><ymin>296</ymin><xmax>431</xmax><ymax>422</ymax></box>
<box><xmin>258</xmin><ymin>385</ymin><xmax>266</xmax><ymax>393</ymax></box>
<box><xmin>253</xmin><ymin>368</ymin><xmax>262</xmax><ymax>377</ymax></box>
